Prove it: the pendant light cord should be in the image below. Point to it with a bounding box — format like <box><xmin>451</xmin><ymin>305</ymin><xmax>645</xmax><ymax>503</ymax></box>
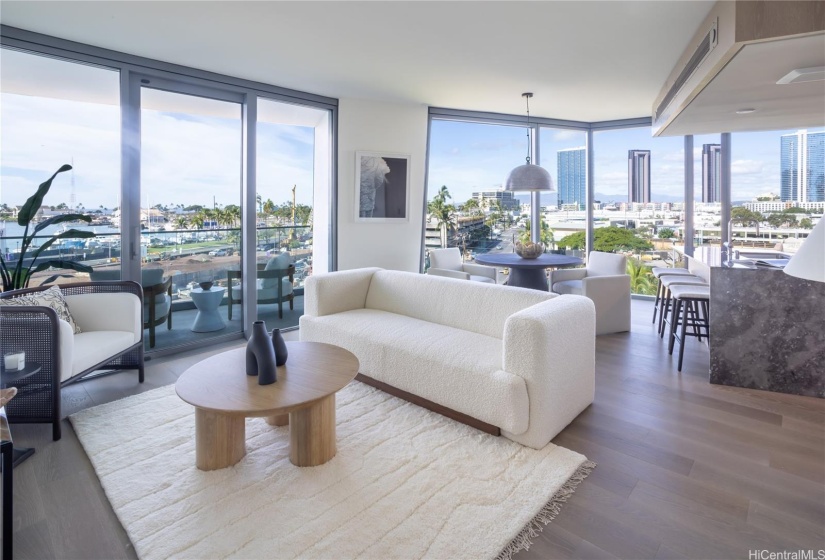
<box><xmin>525</xmin><ymin>95</ymin><xmax>532</xmax><ymax>165</ymax></box>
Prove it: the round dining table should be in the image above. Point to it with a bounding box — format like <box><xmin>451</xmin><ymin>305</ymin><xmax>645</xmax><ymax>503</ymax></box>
<box><xmin>473</xmin><ymin>252</ymin><xmax>584</xmax><ymax>291</ymax></box>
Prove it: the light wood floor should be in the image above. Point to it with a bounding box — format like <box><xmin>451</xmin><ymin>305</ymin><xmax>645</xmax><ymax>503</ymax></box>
<box><xmin>7</xmin><ymin>300</ymin><xmax>824</xmax><ymax>559</ymax></box>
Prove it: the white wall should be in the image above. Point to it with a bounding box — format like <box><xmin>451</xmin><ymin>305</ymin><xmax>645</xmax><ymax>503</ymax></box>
<box><xmin>337</xmin><ymin>98</ymin><xmax>427</xmax><ymax>271</ymax></box>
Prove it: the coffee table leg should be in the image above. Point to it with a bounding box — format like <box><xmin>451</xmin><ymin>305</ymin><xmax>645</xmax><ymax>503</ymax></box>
<box><xmin>289</xmin><ymin>394</ymin><xmax>336</xmax><ymax>467</ymax></box>
<box><xmin>195</xmin><ymin>408</ymin><xmax>246</xmax><ymax>471</ymax></box>
<box><xmin>266</xmin><ymin>414</ymin><xmax>289</xmax><ymax>426</ymax></box>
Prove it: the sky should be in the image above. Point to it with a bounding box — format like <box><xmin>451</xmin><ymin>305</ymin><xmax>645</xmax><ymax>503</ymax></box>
<box><xmin>427</xmin><ymin>119</ymin><xmax>825</xmax><ymax>205</ymax></box>
<box><xmin>0</xmin><ymin>91</ymin><xmax>317</xmax><ymax>211</ymax></box>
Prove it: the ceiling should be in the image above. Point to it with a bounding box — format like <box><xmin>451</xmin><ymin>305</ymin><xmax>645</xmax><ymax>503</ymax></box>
<box><xmin>0</xmin><ymin>1</ymin><xmax>716</xmax><ymax>123</ymax></box>
<box><xmin>664</xmin><ymin>33</ymin><xmax>825</xmax><ymax>136</ymax></box>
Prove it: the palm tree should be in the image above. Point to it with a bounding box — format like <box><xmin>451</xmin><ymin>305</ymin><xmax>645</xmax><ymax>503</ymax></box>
<box><xmin>627</xmin><ymin>258</ymin><xmax>656</xmax><ymax>295</ymax></box>
<box><xmin>519</xmin><ymin>218</ymin><xmax>554</xmax><ymax>247</ymax></box>
<box><xmin>428</xmin><ymin>186</ymin><xmax>456</xmax><ymax>248</ymax></box>
<box><xmin>463</xmin><ymin>198</ymin><xmax>481</xmax><ymax>216</ymax></box>
<box><xmin>190</xmin><ymin>212</ymin><xmax>206</xmax><ymax>231</ymax></box>
<box><xmin>173</xmin><ymin>216</ymin><xmax>188</xmax><ymax>253</ymax></box>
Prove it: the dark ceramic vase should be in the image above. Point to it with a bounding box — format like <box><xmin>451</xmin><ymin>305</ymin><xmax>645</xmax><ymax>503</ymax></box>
<box><xmin>272</xmin><ymin>328</ymin><xmax>288</xmax><ymax>367</ymax></box>
<box><xmin>246</xmin><ymin>320</ymin><xmax>277</xmax><ymax>385</ymax></box>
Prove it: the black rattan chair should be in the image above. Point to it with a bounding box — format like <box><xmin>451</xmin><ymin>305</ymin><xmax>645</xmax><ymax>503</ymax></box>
<box><xmin>0</xmin><ymin>281</ymin><xmax>144</xmax><ymax>440</ymax></box>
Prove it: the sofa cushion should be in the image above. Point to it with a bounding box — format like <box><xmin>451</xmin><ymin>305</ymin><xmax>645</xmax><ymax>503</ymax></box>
<box><xmin>551</xmin><ymin>280</ymin><xmax>583</xmax><ymax>296</ymax></box>
<box><xmin>300</xmin><ymin>309</ymin><xmax>529</xmax><ymax>433</ymax></box>
<box><xmin>0</xmin><ymin>285</ymin><xmax>82</xmax><ymax>334</ymax></box>
<box><xmin>69</xmin><ymin>331</ymin><xmax>137</xmax><ymax>381</ymax></box>
<box><xmin>364</xmin><ymin>270</ymin><xmax>554</xmax><ymax>340</ymax></box>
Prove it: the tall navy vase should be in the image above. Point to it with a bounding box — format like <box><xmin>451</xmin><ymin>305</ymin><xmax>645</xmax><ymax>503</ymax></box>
<box><xmin>246</xmin><ymin>321</ymin><xmax>277</xmax><ymax>385</ymax></box>
<box><xmin>272</xmin><ymin>328</ymin><xmax>288</xmax><ymax>366</ymax></box>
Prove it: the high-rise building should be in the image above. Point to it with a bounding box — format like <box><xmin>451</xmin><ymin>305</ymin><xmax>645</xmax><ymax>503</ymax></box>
<box><xmin>557</xmin><ymin>147</ymin><xmax>586</xmax><ymax>210</ymax></box>
<box><xmin>781</xmin><ymin>130</ymin><xmax>825</xmax><ymax>203</ymax></box>
<box><xmin>627</xmin><ymin>150</ymin><xmax>651</xmax><ymax>203</ymax></box>
<box><xmin>702</xmin><ymin>144</ymin><xmax>721</xmax><ymax>203</ymax></box>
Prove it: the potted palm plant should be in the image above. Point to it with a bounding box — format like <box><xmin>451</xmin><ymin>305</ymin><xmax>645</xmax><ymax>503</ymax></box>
<box><xmin>0</xmin><ymin>164</ymin><xmax>96</xmax><ymax>291</ymax></box>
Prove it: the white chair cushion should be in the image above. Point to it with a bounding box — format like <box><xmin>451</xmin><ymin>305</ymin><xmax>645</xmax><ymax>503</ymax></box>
<box><xmin>144</xmin><ymin>294</ymin><xmax>171</xmax><ymax>321</ymax></box>
<box><xmin>69</xmin><ymin>331</ymin><xmax>137</xmax><ymax>381</ymax></box>
<box><xmin>428</xmin><ymin>248</ymin><xmax>463</xmax><ymax>271</ymax></box>
<box><xmin>231</xmin><ymin>278</ymin><xmax>293</xmax><ymax>300</ymax></box>
<box><xmin>469</xmin><ymin>275</ymin><xmax>496</xmax><ymax>284</ymax></box>
<box><xmin>552</xmin><ymin>280</ymin><xmax>584</xmax><ymax>296</ymax></box>
<box><xmin>587</xmin><ymin>252</ymin><xmax>626</xmax><ymax>276</ymax></box>
<box><xmin>261</xmin><ymin>254</ymin><xmax>291</xmax><ymax>289</ymax></box>
<box><xmin>300</xmin><ymin>308</ymin><xmax>529</xmax><ymax>433</ymax></box>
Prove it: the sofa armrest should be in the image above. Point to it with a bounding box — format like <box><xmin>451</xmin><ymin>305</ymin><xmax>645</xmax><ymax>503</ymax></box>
<box><xmin>501</xmin><ymin>295</ymin><xmax>595</xmax><ymax>449</ymax></box>
<box><xmin>549</xmin><ymin>267</ymin><xmax>587</xmax><ymax>285</ymax></box>
<box><xmin>462</xmin><ymin>263</ymin><xmax>497</xmax><ymax>280</ymax></box>
<box><xmin>427</xmin><ymin>268</ymin><xmax>470</xmax><ymax>281</ymax></box>
<box><xmin>304</xmin><ymin>267</ymin><xmax>381</xmax><ymax>317</ymax></box>
<box><xmin>582</xmin><ymin>274</ymin><xmax>631</xmax><ymax>335</ymax></box>
<box><xmin>65</xmin><ymin>293</ymin><xmax>142</xmax><ymax>344</ymax></box>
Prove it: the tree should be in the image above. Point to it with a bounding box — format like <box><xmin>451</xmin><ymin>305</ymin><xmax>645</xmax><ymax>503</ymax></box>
<box><xmin>767</xmin><ymin>213</ymin><xmax>792</xmax><ymax>228</ymax></box>
<box><xmin>519</xmin><ymin>218</ymin><xmax>554</xmax><ymax>247</ymax></box>
<box><xmin>463</xmin><ymin>198</ymin><xmax>481</xmax><ymax>215</ymax></box>
<box><xmin>785</xmin><ymin>206</ymin><xmax>807</xmax><ymax>213</ymax></box>
<box><xmin>731</xmin><ymin>206</ymin><xmax>763</xmax><ymax>236</ymax></box>
<box><xmin>557</xmin><ymin>227</ymin><xmax>653</xmax><ymax>253</ymax></box>
<box><xmin>627</xmin><ymin>258</ymin><xmax>657</xmax><ymax>296</ymax></box>
<box><xmin>190</xmin><ymin>212</ymin><xmax>205</xmax><ymax>231</ymax></box>
<box><xmin>262</xmin><ymin>199</ymin><xmax>276</xmax><ymax>216</ymax></box>
<box><xmin>799</xmin><ymin>218</ymin><xmax>813</xmax><ymax>229</ymax></box>
<box><xmin>657</xmin><ymin>227</ymin><xmax>676</xmax><ymax>239</ymax></box>
<box><xmin>174</xmin><ymin>216</ymin><xmax>188</xmax><ymax>230</ymax></box>
<box><xmin>428</xmin><ymin>186</ymin><xmax>456</xmax><ymax>248</ymax></box>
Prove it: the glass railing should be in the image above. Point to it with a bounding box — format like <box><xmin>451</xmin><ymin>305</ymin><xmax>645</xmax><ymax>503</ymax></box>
<box><xmin>1</xmin><ymin>224</ymin><xmax>312</xmax><ymax>351</ymax></box>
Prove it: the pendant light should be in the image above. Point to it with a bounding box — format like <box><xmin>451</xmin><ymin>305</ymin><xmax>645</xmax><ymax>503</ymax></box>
<box><xmin>504</xmin><ymin>93</ymin><xmax>554</xmax><ymax>192</ymax></box>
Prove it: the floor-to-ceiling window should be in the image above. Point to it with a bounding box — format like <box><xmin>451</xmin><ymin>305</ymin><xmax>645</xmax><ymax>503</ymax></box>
<box><xmin>730</xmin><ymin>128</ymin><xmax>824</xmax><ymax>255</ymax></box>
<box><xmin>138</xmin><ymin>85</ymin><xmax>244</xmax><ymax>351</ymax></box>
<box><xmin>582</xmin><ymin>126</ymin><xmax>685</xmax><ymax>295</ymax></box>
<box><xmin>1</xmin><ymin>28</ymin><xmax>337</xmax><ymax>355</ymax></box>
<box><xmin>424</xmin><ymin>119</ymin><xmax>528</xmax><ymax>277</ymax></box>
<box><xmin>255</xmin><ymin>99</ymin><xmax>332</xmax><ymax>328</ymax></box>
<box><xmin>538</xmin><ymin>127</ymin><xmax>588</xmax><ymax>256</ymax></box>
<box><xmin>0</xmin><ymin>48</ymin><xmax>121</xmax><ymax>288</ymax></box>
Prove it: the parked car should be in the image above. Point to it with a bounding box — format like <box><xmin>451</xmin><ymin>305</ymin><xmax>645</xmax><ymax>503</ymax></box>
<box><xmin>208</xmin><ymin>249</ymin><xmax>228</xmax><ymax>257</ymax></box>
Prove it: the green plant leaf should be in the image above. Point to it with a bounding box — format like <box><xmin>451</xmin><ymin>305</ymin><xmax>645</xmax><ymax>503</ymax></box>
<box><xmin>33</xmin><ymin>213</ymin><xmax>93</xmax><ymax>234</ymax></box>
<box><xmin>17</xmin><ymin>164</ymin><xmax>72</xmax><ymax>225</ymax></box>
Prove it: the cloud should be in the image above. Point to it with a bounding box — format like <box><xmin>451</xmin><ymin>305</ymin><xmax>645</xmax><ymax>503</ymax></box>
<box><xmin>731</xmin><ymin>159</ymin><xmax>764</xmax><ymax>175</ymax></box>
<box><xmin>552</xmin><ymin>130</ymin><xmax>581</xmax><ymax>141</ymax></box>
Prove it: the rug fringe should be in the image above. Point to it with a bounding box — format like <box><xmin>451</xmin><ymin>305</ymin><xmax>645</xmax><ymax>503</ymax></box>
<box><xmin>494</xmin><ymin>459</ymin><xmax>597</xmax><ymax>560</ymax></box>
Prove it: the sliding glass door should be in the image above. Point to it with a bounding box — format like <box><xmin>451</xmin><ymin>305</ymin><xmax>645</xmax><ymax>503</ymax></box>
<box><xmin>137</xmin><ymin>80</ymin><xmax>244</xmax><ymax>351</ymax></box>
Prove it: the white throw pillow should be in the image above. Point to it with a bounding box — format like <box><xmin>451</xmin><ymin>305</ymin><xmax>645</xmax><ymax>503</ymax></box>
<box><xmin>0</xmin><ymin>285</ymin><xmax>82</xmax><ymax>334</ymax></box>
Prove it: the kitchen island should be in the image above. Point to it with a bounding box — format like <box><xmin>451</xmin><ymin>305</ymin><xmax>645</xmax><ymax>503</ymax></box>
<box><xmin>677</xmin><ymin>246</ymin><xmax>825</xmax><ymax>398</ymax></box>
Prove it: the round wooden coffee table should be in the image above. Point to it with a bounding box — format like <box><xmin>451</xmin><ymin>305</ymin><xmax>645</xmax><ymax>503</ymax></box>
<box><xmin>175</xmin><ymin>341</ymin><xmax>359</xmax><ymax>471</ymax></box>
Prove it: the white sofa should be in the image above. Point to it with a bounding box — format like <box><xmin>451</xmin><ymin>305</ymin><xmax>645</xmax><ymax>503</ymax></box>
<box><xmin>299</xmin><ymin>268</ymin><xmax>595</xmax><ymax>449</ymax></box>
<box><xmin>0</xmin><ymin>282</ymin><xmax>144</xmax><ymax>440</ymax></box>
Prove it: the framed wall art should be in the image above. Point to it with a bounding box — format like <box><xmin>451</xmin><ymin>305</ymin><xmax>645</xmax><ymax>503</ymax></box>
<box><xmin>355</xmin><ymin>151</ymin><xmax>411</xmax><ymax>223</ymax></box>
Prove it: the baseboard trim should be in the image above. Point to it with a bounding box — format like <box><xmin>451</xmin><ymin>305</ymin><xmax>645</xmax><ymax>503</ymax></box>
<box><xmin>354</xmin><ymin>374</ymin><xmax>501</xmax><ymax>436</ymax></box>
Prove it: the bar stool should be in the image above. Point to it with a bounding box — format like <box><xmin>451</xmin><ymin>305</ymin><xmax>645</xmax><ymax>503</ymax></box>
<box><xmin>651</xmin><ymin>268</ymin><xmax>695</xmax><ymax>325</ymax></box>
<box><xmin>658</xmin><ymin>274</ymin><xmax>707</xmax><ymax>337</ymax></box>
<box><xmin>667</xmin><ymin>284</ymin><xmax>710</xmax><ymax>371</ymax></box>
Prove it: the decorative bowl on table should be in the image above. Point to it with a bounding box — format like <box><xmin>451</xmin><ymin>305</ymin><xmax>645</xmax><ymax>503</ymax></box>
<box><xmin>198</xmin><ymin>281</ymin><xmax>214</xmax><ymax>291</ymax></box>
<box><xmin>514</xmin><ymin>241</ymin><xmax>545</xmax><ymax>259</ymax></box>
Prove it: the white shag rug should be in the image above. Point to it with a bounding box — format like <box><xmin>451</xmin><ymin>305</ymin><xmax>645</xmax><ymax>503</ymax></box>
<box><xmin>70</xmin><ymin>382</ymin><xmax>594</xmax><ymax>560</ymax></box>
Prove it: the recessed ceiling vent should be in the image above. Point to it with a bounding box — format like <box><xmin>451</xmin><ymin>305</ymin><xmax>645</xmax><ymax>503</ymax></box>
<box><xmin>655</xmin><ymin>18</ymin><xmax>718</xmax><ymax>121</ymax></box>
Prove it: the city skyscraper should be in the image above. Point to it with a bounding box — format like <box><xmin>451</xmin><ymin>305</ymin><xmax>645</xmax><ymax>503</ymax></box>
<box><xmin>702</xmin><ymin>144</ymin><xmax>721</xmax><ymax>203</ymax></box>
<box><xmin>557</xmin><ymin>147</ymin><xmax>586</xmax><ymax>210</ymax></box>
<box><xmin>627</xmin><ymin>150</ymin><xmax>651</xmax><ymax>203</ymax></box>
<box><xmin>781</xmin><ymin>130</ymin><xmax>825</xmax><ymax>203</ymax></box>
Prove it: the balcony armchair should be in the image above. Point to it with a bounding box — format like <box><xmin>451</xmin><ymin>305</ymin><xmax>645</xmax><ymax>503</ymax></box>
<box><xmin>427</xmin><ymin>247</ymin><xmax>496</xmax><ymax>284</ymax></box>
<box><xmin>0</xmin><ymin>281</ymin><xmax>143</xmax><ymax>440</ymax></box>
<box><xmin>228</xmin><ymin>253</ymin><xmax>295</xmax><ymax>320</ymax></box>
<box><xmin>90</xmin><ymin>268</ymin><xmax>172</xmax><ymax>348</ymax></box>
<box><xmin>550</xmin><ymin>251</ymin><xmax>631</xmax><ymax>335</ymax></box>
